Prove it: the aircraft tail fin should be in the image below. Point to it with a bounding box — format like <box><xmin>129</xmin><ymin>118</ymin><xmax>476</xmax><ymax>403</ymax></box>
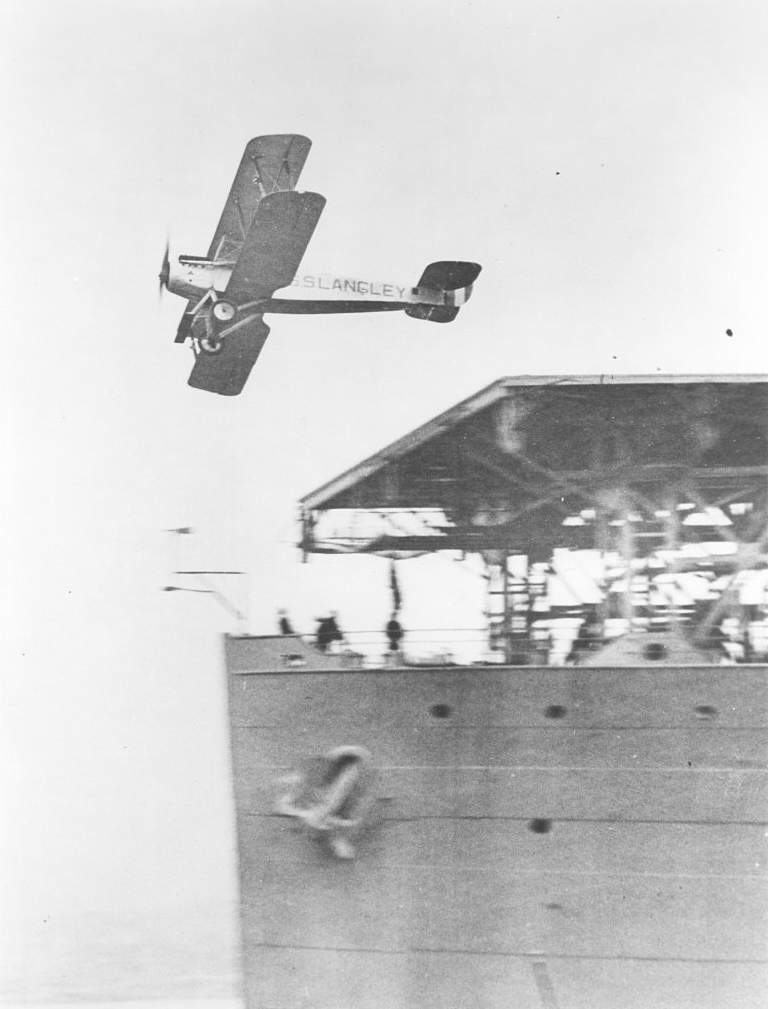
<box><xmin>405</xmin><ymin>261</ymin><xmax>481</xmax><ymax>323</ymax></box>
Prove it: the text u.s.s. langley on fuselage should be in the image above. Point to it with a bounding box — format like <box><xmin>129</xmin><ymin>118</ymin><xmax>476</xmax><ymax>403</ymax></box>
<box><xmin>289</xmin><ymin>274</ymin><xmax>409</xmax><ymax>300</ymax></box>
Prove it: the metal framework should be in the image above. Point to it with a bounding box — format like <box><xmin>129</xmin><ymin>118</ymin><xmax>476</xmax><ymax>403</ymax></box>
<box><xmin>299</xmin><ymin>375</ymin><xmax>768</xmax><ymax>660</ymax></box>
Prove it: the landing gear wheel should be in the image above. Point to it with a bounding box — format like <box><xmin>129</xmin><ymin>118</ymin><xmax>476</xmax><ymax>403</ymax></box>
<box><xmin>199</xmin><ymin>334</ymin><xmax>224</xmax><ymax>355</ymax></box>
<box><xmin>212</xmin><ymin>300</ymin><xmax>236</xmax><ymax>322</ymax></box>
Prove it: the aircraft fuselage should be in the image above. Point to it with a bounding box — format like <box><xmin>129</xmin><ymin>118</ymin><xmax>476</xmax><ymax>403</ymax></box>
<box><xmin>167</xmin><ymin>254</ymin><xmax>473</xmax><ymax>314</ymax></box>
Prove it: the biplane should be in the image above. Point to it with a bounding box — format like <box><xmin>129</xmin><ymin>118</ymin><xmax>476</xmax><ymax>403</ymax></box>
<box><xmin>159</xmin><ymin>135</ymin><xmax>481</xmax><ymax>395</ymax></box>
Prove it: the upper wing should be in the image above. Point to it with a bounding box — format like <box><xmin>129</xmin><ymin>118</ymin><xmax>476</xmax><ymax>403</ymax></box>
<box><xmin>207</xmin><ymin>135</ymin><xmax>312</xmax><ymax>258</ymax></box>
<box><xmin>225</xmin><ymin>190</ymin><xmax>326</xmax><ymax>302</ymax></box>
<box><xmin>187</xmin><ymin>314</ymin><xmax>270</xmax><ymax>396</ymax></box>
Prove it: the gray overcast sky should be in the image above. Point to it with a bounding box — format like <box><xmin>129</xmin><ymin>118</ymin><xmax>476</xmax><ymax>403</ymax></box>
<box><xmin>1</xmin><ymin>0</ymin><xmax>766</xmax><ymax>991</ymax></box>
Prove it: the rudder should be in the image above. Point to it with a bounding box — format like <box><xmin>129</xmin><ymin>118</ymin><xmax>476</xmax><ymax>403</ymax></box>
<box><xmin>406</xmin><ymin>260</ymin><xmax>481</xmax><ymax>323</ymax></box>
<box><xmin>414</xmin><ymin>261</ymin><xmax>482</xmax><ymax>291</ymax></box>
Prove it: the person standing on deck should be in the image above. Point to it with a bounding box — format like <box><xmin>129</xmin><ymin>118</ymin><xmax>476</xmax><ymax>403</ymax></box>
<box><xmin>386</xmin><ymin>613</ymin><xmax>404</xmax><ymax>655</ymax></box>
<box><xmin>326</xmin><ymin>611</ymin><xmax>344</xmax><ymax>652</ymax></box>
<box><xmin>278</xmin><ymin>609</ymin><xmax>294</xmax><ymax>635</ymax></box>
<box><xmin>316</xmin><ymin>613</ymin><xmax>344</xmax><ymax>651</ymax></box>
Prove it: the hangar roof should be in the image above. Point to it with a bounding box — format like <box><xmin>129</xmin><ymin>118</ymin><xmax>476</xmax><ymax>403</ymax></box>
<box><xmin>300</xmin><ymin>375</ymin><xmax>768</xmax><ymax>560</ymax></box>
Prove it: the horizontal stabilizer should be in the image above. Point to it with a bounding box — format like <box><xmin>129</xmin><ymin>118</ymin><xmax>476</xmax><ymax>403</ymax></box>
<box><xmin>405</xmin><ymin>260</ymin><xmax>481</xmax><ymax>323</ymax></box>
<box><xmin>405</xmin><ymin>304</ymin><xmax>460</xmax><ymax>323</ymax></box>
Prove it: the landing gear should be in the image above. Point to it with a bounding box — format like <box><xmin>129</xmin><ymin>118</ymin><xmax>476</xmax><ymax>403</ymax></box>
<box><xmin>199</xmin><ymin>334</ymin><xmax>224</xmax><ymax>355</ymax></box>
<box><xmin>192</xmin><ymin>296</ymin><xmax>237</xmax><ymax>354</ymax></box>
<box><xmin>212</xmin><ymin>300</ymin><xmax>236</xmax><ymax>322</ymax></box>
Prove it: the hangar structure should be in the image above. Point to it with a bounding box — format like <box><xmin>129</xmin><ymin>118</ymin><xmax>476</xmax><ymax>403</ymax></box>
<box><xmin>300</xmin><ymin>375</ymin><xmax>768</xmax><ymax>660</ymax></box>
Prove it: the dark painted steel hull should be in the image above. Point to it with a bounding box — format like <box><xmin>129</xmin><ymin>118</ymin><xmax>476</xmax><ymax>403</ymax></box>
<box><xmin>225</xmin><ymin>635</ymin><xmax>768</xmax><ymax>1008</ymax></box>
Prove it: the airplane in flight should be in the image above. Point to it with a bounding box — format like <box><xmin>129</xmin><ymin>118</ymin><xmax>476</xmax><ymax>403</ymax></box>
<box><xmin>159</xmin><ymin>135</ymin><xmax>482</xmax><ymax>395</ymax></box>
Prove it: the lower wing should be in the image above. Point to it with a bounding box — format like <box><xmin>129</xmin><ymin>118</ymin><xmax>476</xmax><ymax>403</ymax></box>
<box><xmin>187</xmin><ymin>314</ymin><xmax>270</xmax><ymax>396</ymax></box>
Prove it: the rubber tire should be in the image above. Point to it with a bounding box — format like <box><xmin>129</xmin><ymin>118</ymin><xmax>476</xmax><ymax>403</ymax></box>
<box><xmin>212</xmin><ymin>300</ymin><xmax>236</xmax><ymax>322</ymax></box>
<box><xmin>199</xmin><ymin>335</ymin><xmax>224</xmax><ymax>355</ymax></box>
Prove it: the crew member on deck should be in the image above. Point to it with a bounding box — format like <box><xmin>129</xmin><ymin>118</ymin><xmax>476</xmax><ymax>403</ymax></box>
<box><xmin>568</xmin><ymin>614</ymin><xmax>602</xmax><ymax>664</ymax></box>
<box><xmin>278</xmin><ymin>609</ymin><xmax>294</xmax><ymax>635</ymax></box>
<box><xmin>316</xmin><ymin>612</ymin><xmax>344</xmax><ymax>652</ymax></box>
<box><xmin>386</xmin><ymin>613</ymin><xmax>404</xmax><ymax>653</ymax></box>
<box><xmin>327</xmin><ymin>611</ymin><xmax>343</xmax><ymax>650</ymax></box>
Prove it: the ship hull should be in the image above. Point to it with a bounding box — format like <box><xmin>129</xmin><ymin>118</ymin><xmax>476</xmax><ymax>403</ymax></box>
<box><xmin>225</xmin><ymin>635</ymin><xmax>768</xmax><ymax>1008</ymax></box>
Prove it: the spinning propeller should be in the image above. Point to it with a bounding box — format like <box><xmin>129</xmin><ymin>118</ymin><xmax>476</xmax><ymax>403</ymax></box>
<box><xmin>158</xmin><ymin>239</ymin><xmax>170</xmax><ymax>295</ymax></box>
